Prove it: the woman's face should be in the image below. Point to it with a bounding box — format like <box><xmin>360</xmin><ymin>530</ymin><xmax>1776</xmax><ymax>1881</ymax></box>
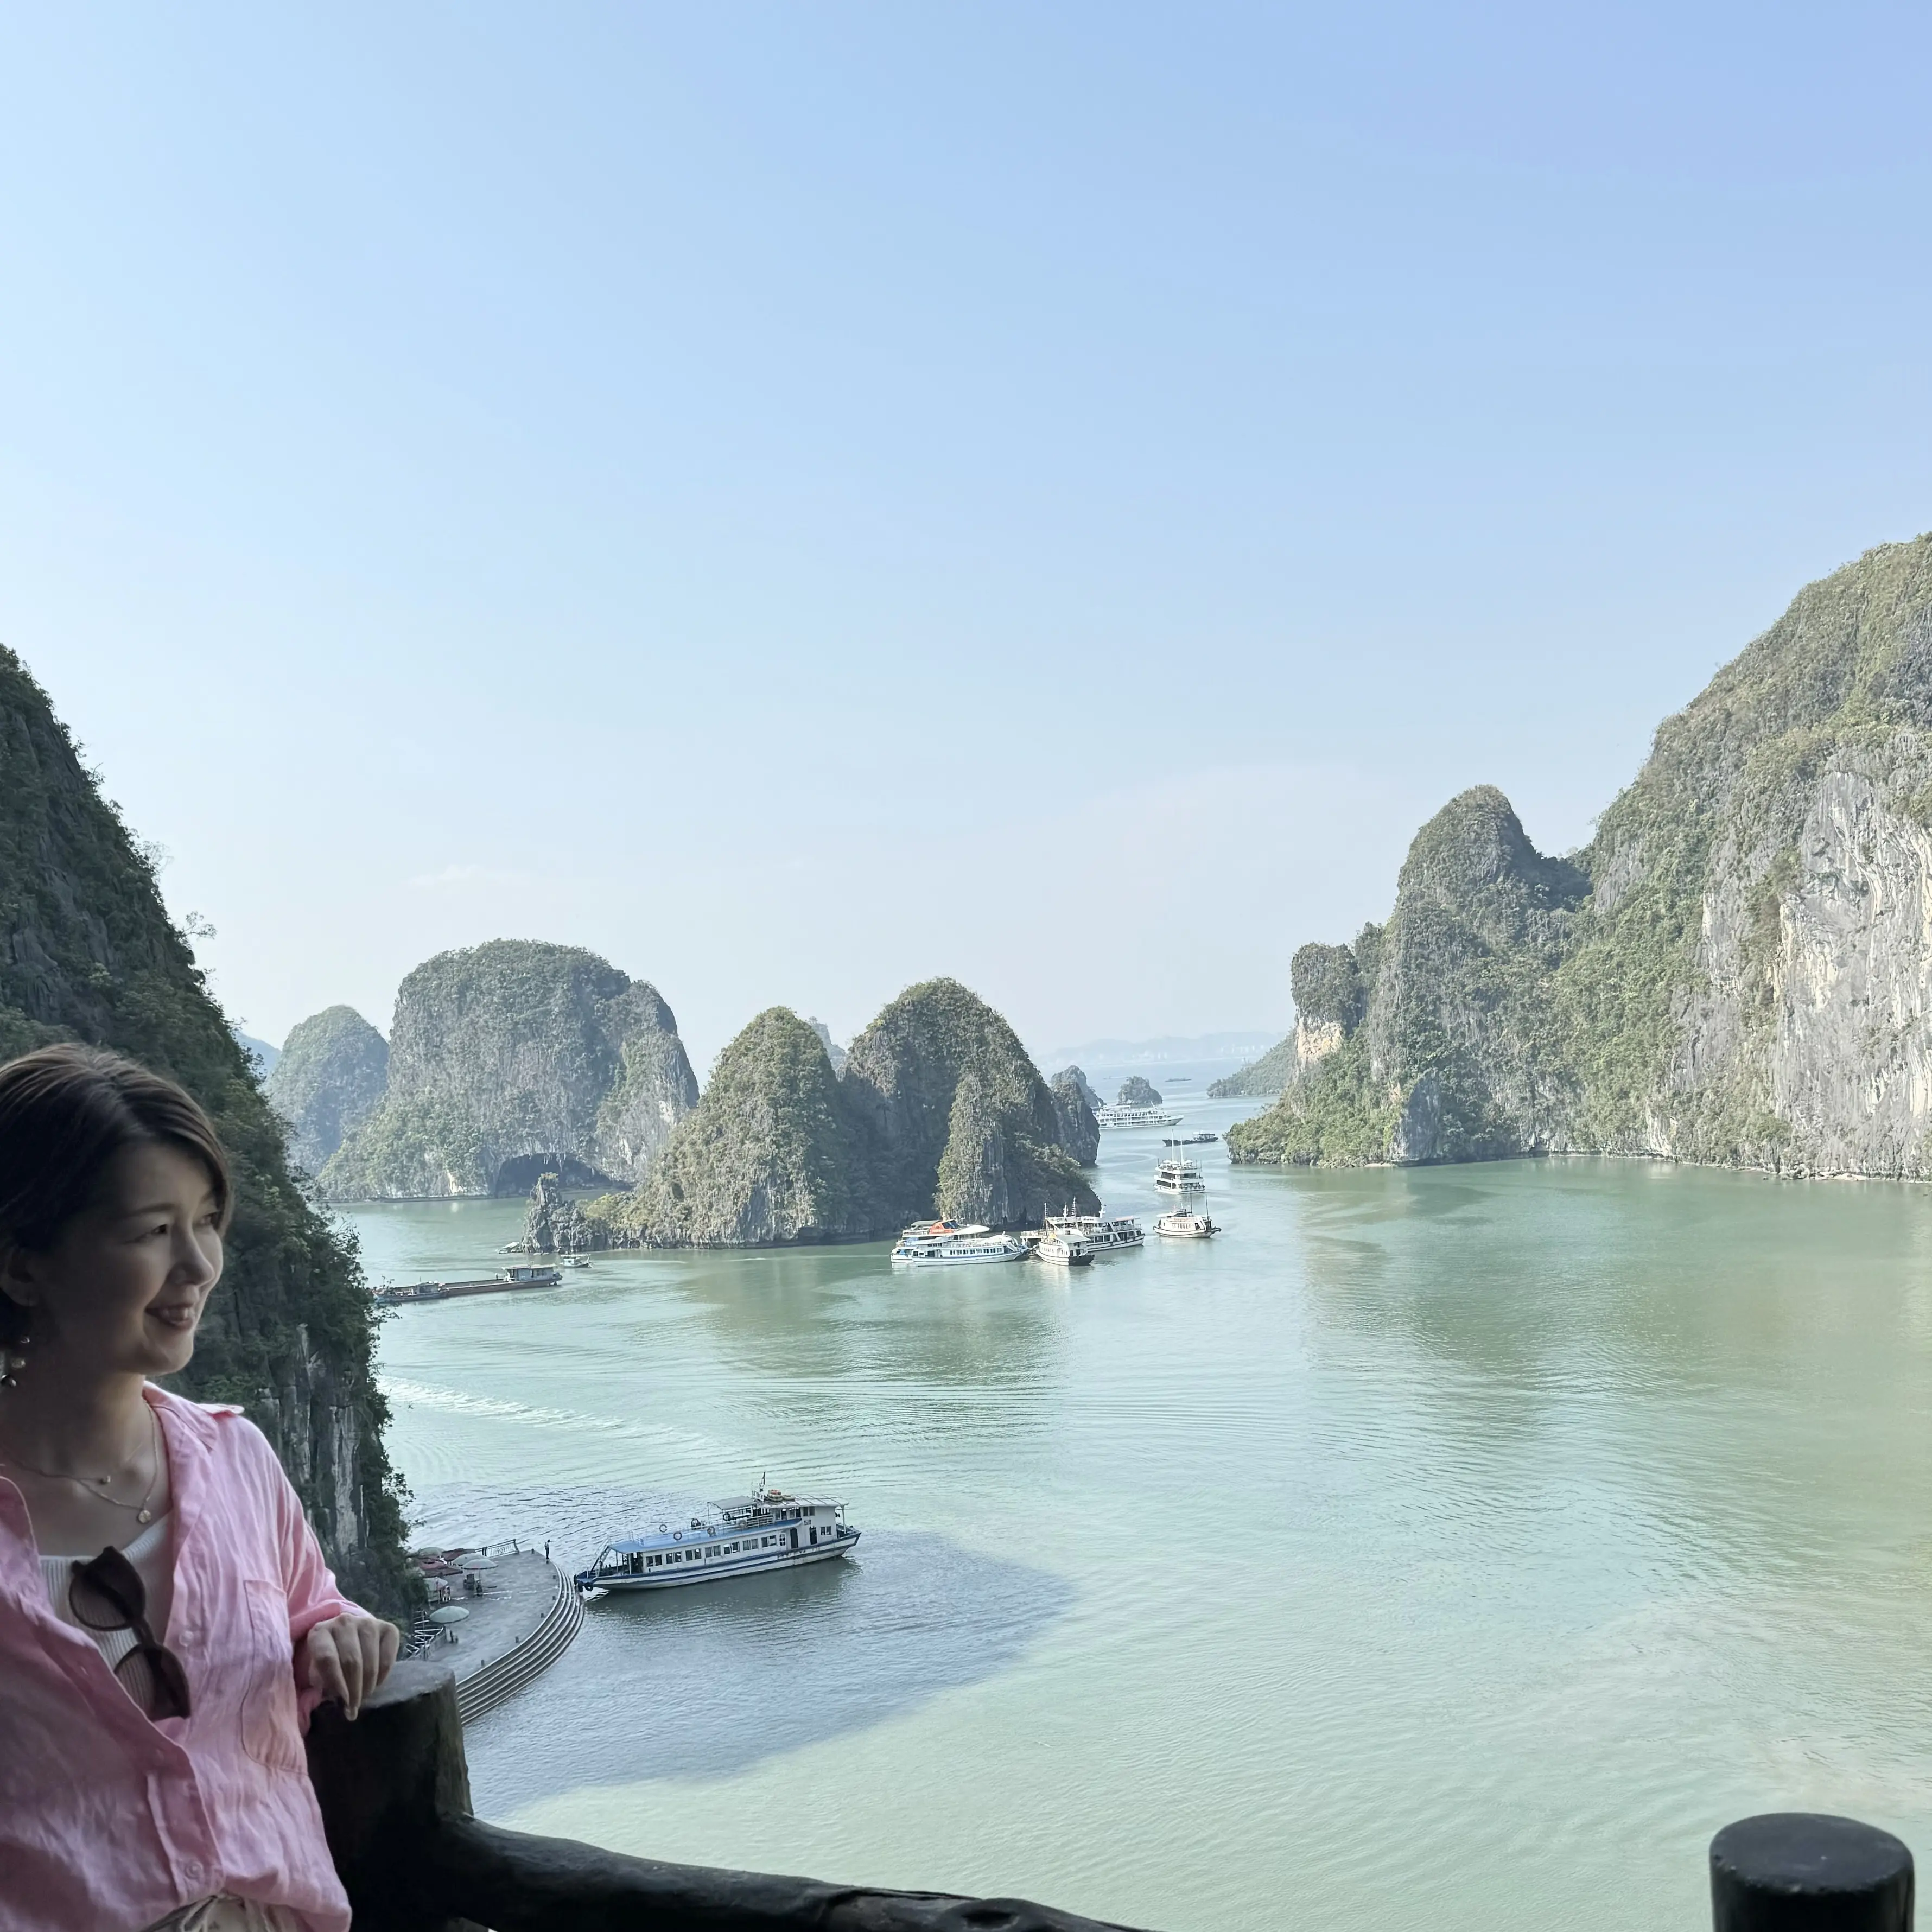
<box><xmin>2</xmin><ymin>1140</ymin><xmax>224</xmax><ymax>1380</ymax></box>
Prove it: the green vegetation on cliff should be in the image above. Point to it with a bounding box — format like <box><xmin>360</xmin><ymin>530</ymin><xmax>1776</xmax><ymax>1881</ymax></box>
<box><xmin>1231</xmin><ymin>535</ymin><xmax>1932</xmax><ymax>1179</ymax></box>
<box><xmin>0</xmin><ymin>646</ymin><xmax>409</xmax><ymax>1606</ymax></box>
<box><xmin>573</xmin><ymin>978</ymin><xmax>1097</xmax><ymax>1246</ymax></box>
<box><xmin>600</xmin><ymin>1009</ymin><xmax>876</xmax><ymax>1245</ymax></box>
<box><xmin>266</xmin><ymin>1005</ymin><xmax>388</xmax><ymax>1174</ymax></box>
<box><xmin>1211</xmin><ymin>944</ymin><xmax>1370</xmax><ymax>1099</ymax></box>
<box><xmin>843</xmin><ymin>978</ymin><xmax>1097</xmax><ymax>1229</ymax></box>
<box><xmin>323</xmin><ymin>940</ymin><xmax>696</xmax><ymax>1199</ymax></box>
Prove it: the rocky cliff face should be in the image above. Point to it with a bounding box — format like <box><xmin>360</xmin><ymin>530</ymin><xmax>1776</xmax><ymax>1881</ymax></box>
<box><xmin>1211</xmin><ymin>942</ymin><xmax>1371</xmax><ymax>1097</ymax></box>
<box><xmin>0</xmin><ymin>647</ymin><xmax>407</xmax><ymax>1605</ymax></box>
<box><xmin>267</xmin><ymin>1006</ymin><xmax>389</xmax><ymax>1174</ymax></box>
<box><xmin>808</xmin><ymin>1018</ymin><xmax>849</xmax><ymax>1076</ymax></box>
<box><xmin>1056</xmin><ymin>1064</ymin><xmax>1102</xmax><ymax>1113</ymax></box>
<box><xmin>518</xmin><ymin>1171</ymin><xmax>606</xmax><ymax>1255</ymax></box>
<box><xmin>1231</xmin><ymin>534</ymin><xmax>1932</xmax><ymax>1179</ymax></box>
<box><xmin>1116</xmin><ymin>1075</ymin><xmax>1163</xmax><ymax>1108</ymax></box>
<box><xmin>843</xmin><ymin>979</ymin><xmax>1099</xmax><ymax>1228</ymax></box>
<box><xmin>602</xmin><ymin>1008</ymin><xmax>879</xmax><ymax>1245</ymax></box>
<box><xmin>322</xmin><ymin>942</ymin><xmax>697</xmax><ymax>1199</ymax></box>
<box><xmin>1049</xmin><ymin>1068</ymin><xmax>1100</xmax><ymax>1164</ymax></box>
<box><xmin>573</xmin><ymin>980</ymin><xmax>1097</xmax><ymax>1246</ymax></box>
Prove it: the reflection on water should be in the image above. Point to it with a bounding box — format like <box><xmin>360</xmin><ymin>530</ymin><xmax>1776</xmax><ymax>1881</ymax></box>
<box><xmin>347</xmin><ymin>1113</ymin><xmax>1932</xmax><ymax>1932</ymax></box>
<box><xmin>460</xmin><ymin>1522</ymin><xmax>1071</xmax><ymax>1811</ymax></box>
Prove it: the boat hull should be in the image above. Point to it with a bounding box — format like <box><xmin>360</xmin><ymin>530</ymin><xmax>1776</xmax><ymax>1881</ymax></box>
<box><xmin>891</xmin><ymin>1248</ymin><xmax>1027</xmax><ymax>1266</ymax></box>
<box><xmin>582</xmin><ymin>1536</ymin><xmax>859</xmax><ymax>1592</ymax></box>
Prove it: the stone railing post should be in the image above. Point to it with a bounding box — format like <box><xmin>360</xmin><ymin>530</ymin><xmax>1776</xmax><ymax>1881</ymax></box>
<box><xmin>1712</xmin><ymin>1814</ymin><xmax>1914</xmax><ymax>1931</ymax></box>
<box><xmin>306</xmin><ymin>1658</ymin><xmax>478</xmax><ymax>1932</ymax></box>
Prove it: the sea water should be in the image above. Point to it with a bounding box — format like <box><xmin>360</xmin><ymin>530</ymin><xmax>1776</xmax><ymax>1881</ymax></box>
<box><xmin>346</xmin><ymin>1092</ymin><xmax>1932</xmax><ymax>1932</ymax></box>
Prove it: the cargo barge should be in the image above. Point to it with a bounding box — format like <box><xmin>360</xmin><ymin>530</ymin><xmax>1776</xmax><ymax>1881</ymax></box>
<box><xmin>373</xmin><ymin>1266</ymin><xmax>562</xmax><ymax>1307</ymax></box>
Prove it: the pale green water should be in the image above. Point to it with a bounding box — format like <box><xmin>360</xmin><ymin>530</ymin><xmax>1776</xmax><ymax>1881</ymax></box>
<box><xmin>347</xmin><ymin>1099</ymin><xmax>1932</xmax><ymax>1932</ymax></box>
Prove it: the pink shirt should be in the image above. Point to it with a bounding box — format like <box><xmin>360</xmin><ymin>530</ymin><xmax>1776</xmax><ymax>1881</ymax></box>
<box><xmin>0</xmin><ymin>1386</ymin><xmax>361</xmax><ymax>1932</ymax></box>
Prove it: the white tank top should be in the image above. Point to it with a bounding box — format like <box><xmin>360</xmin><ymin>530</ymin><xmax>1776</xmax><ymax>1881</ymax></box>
<box><xmin>40</xmin><ymin>1512</ymin><xmax>173</xmax><ymax>1682</ymax></box>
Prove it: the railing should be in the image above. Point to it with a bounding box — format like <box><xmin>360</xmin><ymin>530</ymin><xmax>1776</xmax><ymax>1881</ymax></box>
<box><xmin>307</xmin><ymin>1662</ymin><xmax>1915</xmax><ymax>1932</ymax></box>
<box><xmin>453</xmin><ymin>1565</ymin><xmax>582</xmax><ymax>1725</ymax></box>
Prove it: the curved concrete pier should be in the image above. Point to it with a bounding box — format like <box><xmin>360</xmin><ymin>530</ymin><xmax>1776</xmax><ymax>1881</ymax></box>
<box><xmin>417</xmin><ymin>1547</ymin><xmax>583</xmax><ymax>1723</ymax></box>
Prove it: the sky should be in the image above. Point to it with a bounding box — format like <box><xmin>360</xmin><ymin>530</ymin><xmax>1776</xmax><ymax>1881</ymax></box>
<box><xmin>2</xmin><ymin>3</ymin><xmax>1930</xmax><ymax>1071</ymax></box>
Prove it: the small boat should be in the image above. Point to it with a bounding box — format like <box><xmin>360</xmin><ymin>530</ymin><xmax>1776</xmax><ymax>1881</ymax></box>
<box><xmin>1155</xmin><ymin>1158</ymin><xmax>1207</xmax><ymax>1193</ymax></box>
<box><xmin>373</xmin><ymin>1265</ymin><xmax>562</xmax><ymax>1308</ymax></box>
<box><xmin>1094</xmin><ymin>1105</ymin><xmax>1183</xmax><ymax>1128</ymax></box>
<box><xmin>574</xmin><ymin>1488</ymin><xmax>859</xmax><ymax>1593</ymax></box>
<box><xmin>558</xmin><ymin>1256</ymin><xmax>591</xmax><ymax>1269</ymax></box>
<box><xmin>891</xmin><ymin>1221</ymin><xmax>1029</xmax><ymax>1267</ymax></box>
<box><xmin>1155</xmin><ymin>1209</ymin><xmax>1218</xmax><ymax>1238</ymax></box>
<box><xmin>1044</xmin><ymin>1210</ymin><xmax>1145</xmax><ymax>1252</ymax></box>
<box><xmin>1031</xmin><ymin>1232</ymin><xmax>1095</xmax><ymax>1267</ymax></box>
<box><xmin>1161</xmin><ymin>1132</ymin><xmax>1219</xmax><ymax>1146</ymax></box>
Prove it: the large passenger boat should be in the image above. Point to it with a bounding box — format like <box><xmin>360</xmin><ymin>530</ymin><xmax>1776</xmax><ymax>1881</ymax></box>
<box><xmin>1094</xmin><ymin>1104</ymin><xmax>1182</xmax><ymax>1128</ymax></box>
<box><xmin>1045</xmin><ymin>1210</ymin><xmax>1144</xmax><ymax>1252</ymax></box>
<box><xmin>891</xmin><ymin>1221</ymin><xmax>1028</xmax><ymax>1266</ymax></box>
<box><xmin>575</xmin><ymin>1489</ymin><xmax>859</xmax><ymax>1593</ymax></box>
<box><xmin>1155</xmin><ymin>1157</ymin><xmax>1207</xmax><ymax>1193</ymax></box>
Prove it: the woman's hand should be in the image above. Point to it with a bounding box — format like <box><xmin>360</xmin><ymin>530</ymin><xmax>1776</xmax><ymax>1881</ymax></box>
<box><xmin>305</xmin><ymin>1611</ymin><xmax>400</xmax><ymax>1721</ymax></box>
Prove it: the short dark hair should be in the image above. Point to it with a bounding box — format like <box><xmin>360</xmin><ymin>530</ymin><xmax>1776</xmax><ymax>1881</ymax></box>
<box><xmin>0</xmin><ymin>1045</ymin><xmax>232</xmax><ymax>1347</ymax></box>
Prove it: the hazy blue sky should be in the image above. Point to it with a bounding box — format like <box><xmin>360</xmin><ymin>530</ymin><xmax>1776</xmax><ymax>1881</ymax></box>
<box><xmin>3</xmin><ymin>4</ymin><xmax>1929</xmax><ymax>1068</ymax></box>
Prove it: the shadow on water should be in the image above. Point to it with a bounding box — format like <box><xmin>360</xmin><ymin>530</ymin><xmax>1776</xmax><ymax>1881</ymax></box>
<box><xmin>460</xmin><ymin>1520</ymin><xmax>1073</xmax><ymax>1815</ymax></box>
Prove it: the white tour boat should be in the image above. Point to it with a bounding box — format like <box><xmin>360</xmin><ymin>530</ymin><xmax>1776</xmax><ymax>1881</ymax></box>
<box><xmin>1155</xmin><ymin>1157</ymin><xmax>1207</xmax><ymax>1193</ymax></box>
<box><xmin>1094</xmin><ymin>1104</ymin><xmax>1183</xmax><ymax>1128</ymax></box>
<box><xmin>1045</xmin><ymin>1209</ymin><xmax>1145</xmax><ymax>1252</ymax></box>
<box><xmin>575</xmin><ymin>1488</ymin><xmax>859</xmax><ymax>1593</ymax></box>
<box><xmin>1155</xmin><ymin>1208</ymin><xmax>1218</xmax><ymax>1238</ymax></box>
<box><xmin>891</xmin><ymin>1220</ymin><xmax>1028</xmax><ymax>1266</ymax></box>
<box><xmin>1031</xmin><ymin>1231</ymin><xmax>1094</xmax><ymax>1267</ymax></box>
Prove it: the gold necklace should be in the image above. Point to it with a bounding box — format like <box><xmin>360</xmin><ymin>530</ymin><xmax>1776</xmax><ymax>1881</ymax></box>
<box><xmin>0</xmin><ymin>1404</ymin><xmax>163</xmax><ymax>1524</ymax></box>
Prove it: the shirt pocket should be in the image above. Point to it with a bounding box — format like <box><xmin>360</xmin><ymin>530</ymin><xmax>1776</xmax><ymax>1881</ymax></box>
<box><xmin>239</xmin><ymin>1577</ymin><xmax>303</xmax><ymax>1771</ymax></box>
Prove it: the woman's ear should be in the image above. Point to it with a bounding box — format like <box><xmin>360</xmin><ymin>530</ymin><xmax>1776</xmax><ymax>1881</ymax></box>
<box><xmin>0</xmin><ymin>1244</ymin><xmax>40</xmax><ymax>1315</ymax></box>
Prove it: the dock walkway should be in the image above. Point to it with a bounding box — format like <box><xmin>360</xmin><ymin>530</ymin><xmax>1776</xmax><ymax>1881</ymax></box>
<box><xmin>413</xmin><ymin>1546</ymin><xmax>582</xmax><ymax>1723</ymax></box>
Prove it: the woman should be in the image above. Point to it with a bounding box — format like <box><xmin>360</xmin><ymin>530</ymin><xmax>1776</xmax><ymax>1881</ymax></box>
<box><xmin>0</xmin><ymin>1045</ymin><xmax>398</xmax><ymax>1932</ymax></box>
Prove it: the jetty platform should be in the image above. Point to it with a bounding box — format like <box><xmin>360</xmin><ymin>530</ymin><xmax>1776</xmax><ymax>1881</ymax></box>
<box><xmin>411</xmin><ymin>1545</ymin><xmax>582</xmax><ymax>1723</ymax></box>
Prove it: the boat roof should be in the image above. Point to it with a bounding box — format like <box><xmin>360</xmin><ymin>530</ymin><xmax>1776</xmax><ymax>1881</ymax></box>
<box><xmin>713</xmin><ymin>1494</ymin><xmax>842</xmax><ymax>1512</ymax></box>
<box><xmin>600</xmin><ymin>1498</ymin><xmax>843</xmax><ymax>1553</ymax></box>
